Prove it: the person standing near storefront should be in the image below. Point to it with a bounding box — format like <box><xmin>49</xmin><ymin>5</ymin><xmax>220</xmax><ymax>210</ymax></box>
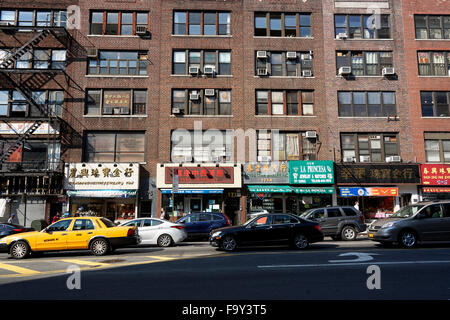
<box><xmin>354</xmin><ymin>201</ymin><xmax>359</xmax><ymax>211</ymax></box>
<box><xmin>160</xmin><ymin>208</ymin><xmax>167</xmax><ymax>220</ymax></box>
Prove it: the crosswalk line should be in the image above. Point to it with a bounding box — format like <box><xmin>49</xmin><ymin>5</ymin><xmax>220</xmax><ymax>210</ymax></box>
<box><xmin>60</xmin><ymin>259</ymin><xmax>109</xmax><ymax>267</ymax></box>
<box><xmin>0</xmin><ymin>262</ymin><xmax>40</xmax><ymax>275</ymax></box>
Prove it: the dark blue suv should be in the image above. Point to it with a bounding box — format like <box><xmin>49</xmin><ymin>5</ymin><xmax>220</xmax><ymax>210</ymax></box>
<box><xmin>177</xmin><ymin>212</ymin><xmax>231</xmax><ymax>239</ymax></box>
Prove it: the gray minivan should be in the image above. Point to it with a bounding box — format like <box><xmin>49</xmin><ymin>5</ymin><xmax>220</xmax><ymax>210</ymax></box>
<box><xmin>300</xmin><ymin>206</ymin><xmax>366</xmax><ymax>241</ymax></box>
<box><xmin>368</xmin><ymin>201</ymin><xmax>450</xmax><ymax>248</ymax></box>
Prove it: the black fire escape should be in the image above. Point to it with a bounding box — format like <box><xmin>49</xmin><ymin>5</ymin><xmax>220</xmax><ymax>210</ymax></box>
<box><xmin>0</xmin><ymin>24</ymin><xmax>86</xmax><ymax>196</ymax></box>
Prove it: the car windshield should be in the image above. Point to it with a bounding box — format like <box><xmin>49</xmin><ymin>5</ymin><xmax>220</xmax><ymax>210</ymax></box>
<box><xmin>391</xmin><ymin>205</ymin><xmax>425</xmax><ymax>218</ymax></box>
<box><xmin>299</xmin><ymin>209</ymin><xmax>314</xmax><ymax>218</ymax></box>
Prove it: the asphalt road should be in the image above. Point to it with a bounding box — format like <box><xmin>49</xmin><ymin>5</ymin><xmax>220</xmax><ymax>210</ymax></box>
<box><xmin>1</xmin><ymin>238</ymin><xmax>450</xmax><ymax>301</ymax></box>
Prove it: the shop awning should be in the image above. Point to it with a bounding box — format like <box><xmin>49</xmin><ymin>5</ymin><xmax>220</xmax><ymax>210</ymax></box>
<box><xmin>247</xmin><ymin>186</ymin><xmax>334</xmax><ymax>194</ymax></box>
<box><xmin>66</xmin><ymin>190</ymin><xmax>137</xmax><ymax>198</ymax></box>
<box><xmin>161</xmin><ymin>189</ymin><xmax>223</xmax><ymax>194</ymax></box>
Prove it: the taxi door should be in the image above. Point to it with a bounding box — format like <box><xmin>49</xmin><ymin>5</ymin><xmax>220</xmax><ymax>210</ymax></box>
<box><xmin>35</xmin><ymin>219</ymin><xmax>73</xmax><ymax>251</ymax></box>
<box><xmin>66</xmin><ymin>219</ymin><xmax>97</xmax><ymax>249</ymax></box>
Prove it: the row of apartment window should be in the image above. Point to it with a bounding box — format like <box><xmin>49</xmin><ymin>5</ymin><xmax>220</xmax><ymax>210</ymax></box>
<box><xmin>0</xmin><ymin>90</ymin><xmax>63</xmax><ymax>117</ymax></box>
<box><xmin>1</xmin><ymin>9</ymin><xmax>449</xmax><ymax>42</ymax></box>
<box><xmin>3</xmin><ymin>132</ymin><xmax>449</xmax><ymax>166</ymax></box>
<box><xmin>0</xmin><ymin>49</ymin><xmax>66</xmax><ymax>70</ymax></box>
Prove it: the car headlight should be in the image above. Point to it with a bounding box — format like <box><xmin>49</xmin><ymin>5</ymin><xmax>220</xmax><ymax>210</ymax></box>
<box><xmin>381</xmin><ymin>221</ymin><xmax>397</xmax><ymax>229</ymax></box>
<box><xmin>211</xmin><ymin>231</ymin><xmax>222</xmax><ymax>238</ymax></box>
<box><xmin>0</xmin><ymin>239</ymin><xmax>7</xmax><ymax>244</ymax></box>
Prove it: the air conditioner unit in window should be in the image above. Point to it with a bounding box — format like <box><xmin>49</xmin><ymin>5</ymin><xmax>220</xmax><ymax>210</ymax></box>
<box><xmin>256</xmin><ymin>51</ymin><xmax>267</xmax><ymax>59</ymax></box>
<box><xmin>87</xmin><ymin>48</ymin><xmax>98</xmax><ymax>58</ymax></box>
<box><xmin>305</xmin><ymin>131</ymin><xmax>317</xmax><ymax>138</ymax></box>
<box><xmin>204</xmin><ymin>89</ymin><xmax>215</xmax><ymax>96</ymax></box>
<box><xmin>301</xmin><ymin>53</ymin><xmax>312</xmax><ymax>60</ymax></box>
<box><xmin>302</xmin><ymin>70</ymin><xmax>313</xmax><ymax>77</ymax></box>
<box><xmin>257</xmin><ymin>155</ymin><xmax>272</xmax><ymax>162</ymax></box>
<box><xmin>257</xmin><ymin>68</ymin><xmax>268</xmax><ymax>76</ymax></box>
<box><xmin>336</xmin><ymin>32</ymin><xmax>348</xmax><ymax>39</ymax></box>
<box><xmin>189</xmin><ymin>66</ymin><xmax>199</xmax><ymax>75</ymax></box>
<box><xmin>172</xmin><ymin>107</ymin><xmax>181</xmax><ymax>114</ymax></box>
<box><xmin>382</xmin><ymin>67</ymin><xmax>395</xmax><ymax>76</ymax></box>
<box><xmin>386</xmin><ymin>155</ymin><xmax>401</xmax><ymax>163</ymax></box>
<box><xmin>203</xmin><ymin>66</ymin><xmax>215</xmax><ymax>75</ymax></box>
<box><xmin>103</xmin><ymin>107</ymin><xmax>113</xmax><ymax>115</ymax></box>
<box><xmin>120</xmin><ymin>107</ymin><xmax>130</xmax><ymax>115</ymax></box>
<box><xmin>189</xmin><ymin>93</ymin><xmax>199</xmax><ymax>100</ymax></box>
<box><xmin>286</xmin><ymin>51</ymin><xmax>297</xmax><ymax>59</ymax></box>
<box><xmin>343</xmin><ymin>157</ymin><xmax>355</xmax><ymax>163</ymax></box>
<box><xmin>338</xmin><ymin>66</ymin><xmax>352</xmax><ymax>75</ymax></box>
<box><xmin>360</xmin><ymin>155</ymin><xmax>371</xmax><ymax>163</ymax></box>
<box><xmin>135</xmin><ymin>25</ymin><xmax>147</xmax><ymax>35</ymax></box>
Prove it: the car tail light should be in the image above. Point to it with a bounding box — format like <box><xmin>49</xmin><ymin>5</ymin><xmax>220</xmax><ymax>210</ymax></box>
<box><xmin>314</xmin><ymin>225</ymin><xmax>322</xmax><ymax>232</ymax></box>
<box><xmin>171</xmin><ymin>226</ymin><xmax>184</xmax><ymax>230</ymax></box>
<box><xmin>127</xmin><ymin>228</ymin><xmax>136</xmax><ymax>236</ymax></box>
<box><xmin>13</xmin><ymin>228</ymin><xmax>26</xmax><ymax>232</ymax></box>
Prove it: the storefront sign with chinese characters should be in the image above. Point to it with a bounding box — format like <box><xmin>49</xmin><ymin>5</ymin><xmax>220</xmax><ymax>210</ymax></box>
<box><xmin>421</xmin><ymin>164</ymin><xmax>450</xmax><ymax>186</ymax></box>
<box><xmin>422</xmin><ymin>187</ymin><xmax>450</xmax><ymax>193</ymax></box>
<box><xmin>243</xmin><ymin>162</ymin><xmax>289</xmax><ymax>184</ymax></box>
<box><xmin>165</xmin><ymin>167</ymin><xmax>234</xmax><ymax>184</ymax></box>
<box><xmin>64</xmin><ymin>163</ymin><xmax>139</xmax><ymax>190</ymax></box>
<box><xmin>335</xmin><ymin>164</ymin><xmax>420</xmax><ymax>184</ymax></box>
<box><xmin>289</xmin><ymin>161</ymin><xmax>334</xmax><ymax>184</ymax></box>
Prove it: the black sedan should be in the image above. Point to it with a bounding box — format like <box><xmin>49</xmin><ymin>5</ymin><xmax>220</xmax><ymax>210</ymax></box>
<box><xmin>209</xmin><ymin>213</ymin><xmax>323</xmax><ymax>251</ymax></box>
<box><xmin>0</xmin><ymin>223</ymin><xmax>34</xmax><ymax>238</ymax></box>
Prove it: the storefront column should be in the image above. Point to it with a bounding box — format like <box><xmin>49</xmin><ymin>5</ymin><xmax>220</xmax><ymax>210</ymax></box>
<box><xmin>332</xmin><ymin>188</ymin><xmax>338</xmax><ymax>206</ymax></box>
<box><xmin>156</xmin><ymin>189</ymin><xmax>162</xmax><ymax>218</ymax></box>
<box><xmin>240</xmin><ymin>194</ymin><xmax>247</xmax><ymax>225</ymax></box>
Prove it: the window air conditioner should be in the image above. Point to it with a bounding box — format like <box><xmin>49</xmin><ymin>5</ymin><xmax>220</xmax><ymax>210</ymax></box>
<box><xmin>343</xmin><ymin>157</ymin><xmax>355</xmax><ymax>163</ymax></box>
<box><xmin>382</xmin><ymin>67</ymin><xmax>395</xmax><ymax>76</ymax></box>
<box><xmin>301</xmin><ymin>53</ymin><xmax>312</xmax><ymax>60</ymax></box>
<box><xmin>305</xmin><ymin>131</ymin><xmax>317</xmax><ymax>138</ymax></box>
<box><xmin>189</xmin><ymin>66</ymin><xmax>199</xmax><ymax>75</ymax></box>
<box><xmin>87</xmin><ymin>48</ymin><xmax>98</xmax><ymax>58</ymax></box>
<box><xmin>204</xmin><ymin>89</ymin><xmax>215</xmax><ymax>96</ymax></box>
<box><xmin>135</xmin><ymin>25</ymin><xmax>147</xmax><ymax>35</ymax></box>
<box><xmin>286</xmin><ymin>51</ymin><xmax>297</xmax><ymax>59</ymax></box>
<box><xmin>338</xmin><ymin>66</ymin><xmax>352</xmax><ymax>75</ymax></box>
<box><xmin>189</xmin><ymin>93</ymin><xmax>199</xmax><ymax>100</ymax></box>
<box><xmin>256</xmin><ymin>51</ymin><xmax>267</xmax><ymax>59</ymax></box>
<box><xmin>257</xmin><ymin>68</ymin><xmax>268</xmax><ymax>76</ymax></box>
<box><xmin>203</xmin><ymin>66</ymin><xmax>215</xmax><ymax>75</ymax></box>
<box><xmin>386</xmin><ymin>155</ymin><xmax>401</xmax><ymax>163</ymax></box>
<box><xmin>360</xmin><ymin>155</ymin><xmax>371</xmax><ymax>163</ymax></box>
<box><xmin>336</xmin><ymin>32</ymin><xmax>348</xmax><ymax>39</ymax></box>
<box><xmin>302</xmin><ymin>70</ymin><xmax>313</xmax><ymax>77</ymax></box>
<box><xmin>172</xmin><ymin>107</ymin><xmax>181</xmax><ymax>114</ymax></box>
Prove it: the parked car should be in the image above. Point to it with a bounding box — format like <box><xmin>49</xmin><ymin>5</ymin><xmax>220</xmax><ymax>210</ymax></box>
<box><xmin>0</xmin><ymin>223</ymin><xmax>34</xmax><ymax>238</ymax></box>
<box><xmin>247</xmin><ymin>209</ymin><xmax>269</xmax><ymax>221</ymax></box>
<box><xmin>177</xmin><ymin>212</ymin><xmax>231</xmax><ymax>239</ymax></box>
<box><xmin>368</xmin><ymin>201</ymin><xmax>450</xmax><ymax>248</ymax></box>
<box><xmin>299</xmin><ymin>206</ymin><xmax>366</xmax><ymax>241</ymax></box>
<box><xmin>120</xmin><ymin>218</ymin><xmax>187</xmax><ymax>247</ymax></box>
<box><xmin>209</xmin><ymin>213</ymin><xmax>323</xmax><ymax>251</ymax></box>
<box><xmin>0</xmin><ymin>217</ymin><xmax>139</xmax><ymax>259</ymax></box>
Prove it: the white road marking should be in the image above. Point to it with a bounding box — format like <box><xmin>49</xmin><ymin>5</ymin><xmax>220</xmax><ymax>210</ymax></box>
<box><xmin>258</xmin><ymin>260</ymin><xmax>450</xmax><ymax>269</ymax></box>
<box><xmin>328</xmin><ymin>252</ymin><xmax>379</xmax><ymax>263</ymax></box>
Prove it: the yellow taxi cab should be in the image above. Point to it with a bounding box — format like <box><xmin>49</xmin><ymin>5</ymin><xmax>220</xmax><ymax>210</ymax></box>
<box><xmin>0</xmin><ymin>216</ymin><xmax>140</xmax><ymax>259</ymax></box>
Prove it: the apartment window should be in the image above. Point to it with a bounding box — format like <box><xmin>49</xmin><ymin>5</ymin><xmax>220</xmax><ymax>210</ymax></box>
<box><xmin>256</xmin><ymin>90</ymin><xmax>314</xmax><ymax>116</ymax></box>
<box><xmin>36</xmin><ymin>11</ymin><xmax>51</xmax><ymax>26</ymax></box>
<box><xmin>335</xmin><ymin>14</ymin><xmax>390</xmax><ymax>39</ymax></box>
<box><xmin>255</xmin><ymin>51</ymin><xmax>313</xmax><ymax>77</ymax></box>
<box><xmin>0</xmin><ymin>89</ymin><xmax>63</xmax><ymax>117</ymax></box>
<box><xmin>173</xmin><ymin>11</ymin><xmax>230</xmax><ymax>36</ymax></box>
<box><xmin>88</xmin><ymin>51</ymin><xmax>147</xmax><ymax>75</ymax></box>
<box><xmin>89</xmin><ymin>11</ymin><xmax>148</xmax><ymax>36</ymax></box>
<box><xmin>336</xmin><ymin>51</ymin><xmax>393</xmax><ymax>76</ymax></box>
<box><xmin>84</xmin><ymin>132</ymin><xmax>145</xmax><ymax>163</ymax></box>
<box><xmin>172</xmin><ymin>50</ymin><xmax>231</xmax><ymax>75</ymax></box>
<box><xmin>421</xmin><ymin>91</ymin><xmax>450</xmax><ymax>117</ymax></box>
<box><xmin>171</xmin><ymin>89</ymin><xmax>231</xmax><ymax>116</ymax></box>
<box><xmin>254</xmin><ymin>12</ymin><xmax>311</xmax><ymax>37</ymax></box>
<box><xmin>341</xmin><ymin>133</ymin><xmax>399</xmax><ymax>163</ymax></box>
<box><xmin>171</xmin><ymin>130</ymin><xmax>233</xmax><ymax>163</ymax></box>
<box><xmin>424</xmin><ymin>133</ymin><xmax>450</xmax><ymax>163</ymax></box>
<box><xmin>6</xmin><ymin>48</ymin><xmax>66</xmax><ymax>70</ymax></box>
<box><xmin>415</xmin><ymin>15</ymin><xmax>450</xmax><ymax>39</ymax></box>
<box><xmin>256</xmin><ymin>131</ymin><xmax>313</xmax><ymax>161</ymax></box>
<box><xmin>85</xmin><ymin>89</ymin><xmax>147</xmax><ymax>116</ymax></box>
<box><xmin>338</xmin><ymin>91</ymin><xmax>396</xmax><ymax>117</ymax></box>
<box><xmin>418</xmin><ymin>52</ymin><xmax>450</xmax><ymax>76</ymax></box>
<box><xmin>0</xmin><ymin>9</ymin><xmax>67</xmax><ymax>28</ymax></box>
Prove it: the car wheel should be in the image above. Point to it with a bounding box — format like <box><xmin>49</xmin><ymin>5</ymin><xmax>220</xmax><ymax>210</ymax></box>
<box><xmin>341</xmin><ymin>226</ymin><xmax>357</xmax><ymax>241</ymax></box>
<box><xmin>157</xmin><ymin>234</ymin><xmax>173</xmax><ymax>247</ymax></box>
<box><xmin>399</xmin><ymin>230</ymin><xmax>417</xmax><ymax>248</ymax></box>
<box><xmin>294</xmin><ymin>233</ymin><xmax>309</xmax><ymax>250</ymax></box>
<box><xmin>221</xmin><ymin>235</ymin><xmax>237</xmax><ymax>252</ymax></box>
<box><xmin>10</xmin><ymin>241</ymin><xmax>30</xmax><ymax>259</ymax></box>
<box><xmin>90</xmin><ymin>238</ymin><xmax>110</xmax><ymax>256</ymax></box>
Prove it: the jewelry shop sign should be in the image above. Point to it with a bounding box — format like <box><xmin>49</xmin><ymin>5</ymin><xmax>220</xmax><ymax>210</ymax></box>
<box><xmin>64</xmin><ymin>163</ymin><xmax>139</xmax><ymax>190</ymax></box>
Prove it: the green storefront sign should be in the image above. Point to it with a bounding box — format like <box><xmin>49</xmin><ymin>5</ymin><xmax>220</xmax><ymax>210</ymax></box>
<box><xmin>289</xmin><ymin>160</ymin><xmax>334</xmax><ymax>184</ymax></box>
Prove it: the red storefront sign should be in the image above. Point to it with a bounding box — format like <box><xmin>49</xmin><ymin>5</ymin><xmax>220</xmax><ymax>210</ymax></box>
<box><xmin>165</xmin><ymin>167</ymin><xmax>234</xmax><ymax>184</ymax></box>
<box><xmin>422</xmin><ymin>187</ymin><xmax>450</xmax><ymax>193</ymax></box>
<box><xmin>421</xmin><ymin>164</ymin><xmax>450</xmax><ymax>186</ymax></box>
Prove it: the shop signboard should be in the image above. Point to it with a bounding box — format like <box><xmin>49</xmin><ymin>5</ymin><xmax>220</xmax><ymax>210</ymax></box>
<box><xmin>165</xmin><ymin>167</ymin><xmax>234</xmax><ymax>184</ymax></box>
<box><xmin>66</xmin><ymin>190</ymin><xmax>137</xmax><ymax>198</ymax></box>
<box><xmin>243</xmin><ymin>162</ymin><xmax>289</xmax><ymax>184</ymax></box>
<box><xmin>0</xmin><ymin>122</ymin><xmax>59</xmax><ymax>135</ymax></box>
<box><xmin>339</xmin><ymin>187</ymin><xmax>398</xmax><ymax>197</ymax></box>
<box><xmin>335</xmin><ymin>164</ymin><xmax>420</xmax><ymax>184</ymax></box>
<box><xmin>289</xmin><ymin>160</ymin><xmax>334</xmax><ymax>184</ymax></box>
<box><xmin>422</xmin><ymin>187</ymin><xmax>450</xmax><ymax>193</ymax></box>
<box><xmin>64</xmin><ymin>163</ymin><xmax>139</xmax><ymax>190</ymax></box>
<box><xmin>421</xmin><ymin>164</ymin><xmax>450</xmax><ymax>186</ymax></box>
